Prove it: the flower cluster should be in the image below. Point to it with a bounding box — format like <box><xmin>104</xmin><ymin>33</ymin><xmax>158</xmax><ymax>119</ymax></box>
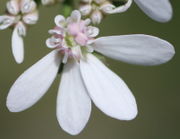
<box><xmin>79</xmin><ymin>0</ymin><xmax>132</xmax><ymax>24</ymax></box>
<box><xmin>0</xmin><ymin>0</ymin><xmax>175</xmax><ymax>136</ymax></box>
<box><xmin>0</xmin><ymin>0</ymin><xmax>39</xmax><ymax>63</ymax></box>
<box><xmin>46</xmin><ymin>10</ymin><xmax>99</xmax><ymax>63</ymax></box>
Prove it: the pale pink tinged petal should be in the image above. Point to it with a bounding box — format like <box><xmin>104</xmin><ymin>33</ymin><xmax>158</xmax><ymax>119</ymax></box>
<box><xmin>101</xmin><ymin>0</ymin><xmax>132</xmax><ymax>14</ymax></box>
<box><xmin>46</xmin><ymin>37</ymin><xmax>61</xmax><ymax>48</ymax></box>
<box><xmin>57</xmin><ymin>61</ymin><xmax>91</xmax><ymax>135</ymax></box>
<box><xmin>0</xmin><ymin>15</ymin><xmax>15</xmax><ymax>30</ymax></box>
<box><xmin>54</xmin><ymin>15</ymin><xmax>66</xmax><ymax>27</ymax></box>
<box><xmin>48</xmin><ymin>29</ymin><xmax>63</xmax><ymax>35</ymax></box>
<box><xmin>11</xmin><ymin>25</ymin><xmax>24</xmax><ymax>64</ymax></box>
<box><xmin>7</xmin><ymin>50</ymin><xmax>61</xmax><ymax>112</ymax></box>
<box><xmin>93</xmin><ymin>35</ymin><xmax>175</xmax><ymax>66</ymax></box>
<box><xmin>134</xmin><ymin>0</ymin><xmax>173</xmax><ymax>22</ymax></box>
<box><xmin>75</xmin><ymin>33</ymin><xmax>88</xmax><ymax>46</ymax></box>
<box><xmin>67</xmin><ymin>22</ymin><xmax>81</xmax><ymax>36</ymax></box>
<box><xmin>80</xmin><ymin>54</ymin><xmax>138</xmax><ymax>120</ymax></box>
<box><xmin>23</xmin><ymin>11</ymin><xmax>39</xmax><ymax>25</ymax></box>
<box><xmin>6</xmin><ymin>0</ymin><xmax>20</xmax><ymax>15</ymax></box>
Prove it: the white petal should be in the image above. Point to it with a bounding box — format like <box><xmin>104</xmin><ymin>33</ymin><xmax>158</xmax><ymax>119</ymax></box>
<box><xmin>93</xmin><ymin>35</ymin><xmax>175</xmax><ymax>66</ymax></box>
<box><xmin>16</xmin><ymin>21</ymin><xmax>27</xmax><ymax>36</ymax></box>
<box><xmin>46</xmin><ymin>37</ymin><xmax>61</xmax><ymax>48</ymax></box>
<box><xmin>134</xmin><ymin>0</ymin><xmax>173</xmax><ymax>22</ymax></box>
<box><xmin>20</xmin><ymin>0</ymin><xmax>37</xmax><ymax>14</ymax></box>
<box><xmin>0</xmin><ymin>15</ymin><xmax>15</xmax><ymax>30</ymax></box>
<box><xmin>79</xmin><ymin>4</ymin><xmax>92</xmax><ymax>16</ymax></box>
<box><xmin>80</xmin><ymin>54</ymin><xmax>137</xmax><ymax>120</ymax></box>
<box><xmin>6</xmin><ymin>0</ymin><xmax>20</xmax><ymax>15</ymax></box>
<box><xmin>11</xmin><ymin>25</ymin><xmax>24</xmax><ymax>64</ymax></box>
<box><xmin>91</xmin><ymin>10</ymin><xmax>103</xmax><ymax>24</ymax></box>
<box><xmin>48</xmin><ymin>29</ymin><xmax>63</xmax><ymax>35</ymax></box>
<box><xmin>23</xmin><ymin>11</ymin><xmax>39</xmax><ymax>25</ymax></box>
<box><xmin>70</xmin><ymin>10</ymin><xmax>81</xmax><ymax>22</ymax></box>
<box><xmin>57</xmin><ymin>61</ymin><xmax>91</xmax><ymax>135</ymax></box>
<box><xmin>86</xmin><ymin>26</ymin><xmax>99</xmax><ymax>38</ymax></box>
<box><xmin>54</xmin><ymin>15</ymin><xmax>66</xmax><ymax>28</ymax></box>
<box><xmin>7</xmin><ymin>50</ymin><xmax>61</xmax><ymax>112</ymax></box>
<box><xmin>100</xmin><ymin>0</ymin><xmax>132</xmax><ymax>14</ymax></box>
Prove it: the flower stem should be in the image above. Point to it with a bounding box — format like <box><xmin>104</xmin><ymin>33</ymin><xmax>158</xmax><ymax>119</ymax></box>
<box><xmin>62</xmin><ymin>0</ymin><xmax>77</xmax><ymax>17</ymax></box>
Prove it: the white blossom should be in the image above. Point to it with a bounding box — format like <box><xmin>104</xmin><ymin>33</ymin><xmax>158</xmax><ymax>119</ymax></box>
<box><xmin>79</xmin><ymin>0</ymin><xmax>132</xmax><ymax>24</ymax></box>
<box><xmin>0</xmin><ymin>0</ymin><xmax>39</xmax><ymax>63</ymax></box>
<box><xmin>6</xmin><ymin>10</ymin><xmax>175</xmax><ymax>135</ymax></box>
<box><xmin>79</xmin><ymin>0</ymin><xmax>173</xmax><ymax>24</ymax></box>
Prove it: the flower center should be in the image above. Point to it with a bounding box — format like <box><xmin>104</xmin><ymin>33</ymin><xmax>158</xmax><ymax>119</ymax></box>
<box><xmin>46</xmin><ymin>11</ymin><xmax>99</xmax><ymax>63</ymax></box>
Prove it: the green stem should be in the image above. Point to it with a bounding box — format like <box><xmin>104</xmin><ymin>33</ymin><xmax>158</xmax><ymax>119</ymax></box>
<box><xmin>62</xmin><ymin>0</ymin><xmax>76</xmax><ymax>17</ymax></box>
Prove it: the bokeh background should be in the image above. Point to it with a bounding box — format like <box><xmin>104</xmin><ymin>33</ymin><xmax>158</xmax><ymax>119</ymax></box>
<box><xmin>0</xmin><ymin>0</ymin><xmax>179</xmax><ymax>139</ymax></box>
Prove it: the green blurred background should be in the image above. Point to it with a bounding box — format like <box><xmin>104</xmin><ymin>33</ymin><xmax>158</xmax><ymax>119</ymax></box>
<box><xmin>0</xmin><ymin>0</ymin><xmax>179</xmax><ymax>139</ymax></box>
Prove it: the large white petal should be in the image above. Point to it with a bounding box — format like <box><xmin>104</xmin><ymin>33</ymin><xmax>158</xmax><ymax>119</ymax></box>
<box><xmin>57</xmin><ymin>61</ymin><xmax>91</xmax><ymax>135</ymax></box>
<box><xmin>93</xmin><ymin>35</ymin><xmax>175</xmax><ymax>66</ymax></box>
<box><xmin>7</xmin><ymin>50</ymin><xmax>61</xmax><ymax>112</ymax></box>
<box><xmin>80</xmin><ymin>54</ymin><xmax>137</xmax><ymax>120</ymax></box>
<box><xmin>11</xmin><ymin>25</ymin><xmax>24</xmax><ymax>64</ymax></box>
<box><xmin>134</xmin><ymin>0</ymin><xmax>173</xmax><ymax>22</ymax></box>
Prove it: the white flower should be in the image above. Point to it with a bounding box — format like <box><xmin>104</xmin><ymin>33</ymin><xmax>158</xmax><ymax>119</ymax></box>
<box><xmin>79</xmin><ymin>0</ymin><xmax>132</xmax><ymax>24</ymax></box>
<box><xmin>134</xmin><ymin>0</ymin><xmax>173</xmax><ymax>22</ymax></box>
<box><xmin>0</xmin><ymin>0</ymin><xmax>39</xmax><ymax>64</ymax></box>
<box><xmin>6</xmin><ymin>10</ymin><xmax>175</xmax><ymax>135</ymax></box>
<box><xmin>80</xmin><ymin>0</ymin><xmax>173</xmax><ymax>23</ymax></box>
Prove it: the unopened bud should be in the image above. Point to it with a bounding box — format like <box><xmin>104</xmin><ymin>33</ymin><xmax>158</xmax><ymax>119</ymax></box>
<box><xmin>16</xmin><ymin>21</ymin><xmax>26</xmax><ymax>36</ymax></box>
<box><xmin>80</xmin><ymin>4</ymin><xmax>92</xmax><ymax>16</ymax></box>
<box><xmin>91</xmin><ymin>10</ymin><xmax>103</xmax><ymax>24</ymax></box>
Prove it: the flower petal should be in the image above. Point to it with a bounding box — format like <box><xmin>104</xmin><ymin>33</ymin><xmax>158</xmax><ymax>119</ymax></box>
<box><xmin>134</xmin><ymin>0</ymin><xmax>173</xmax><ymax>22</ymax></box>
<box><xmin>57</xmin><ymin>60</ymin><xmax>91</xmax><ymax>135</ymax></box>
<box><xmin>6</xmin><ymin>0</ymin><xmax>20</xmax><ymax>15</ymax></box>
<box><xmin>23</xmin><ymin>11</ymin><xmax>39</xmax><ymax>25</ymax></box>
<box><xmin>7</xmin><ymin>50</ymin><xmax>61</xmax><ymax>112</ymax></box>
<box><xmin>100</xmin><ymin>0</ymin><xmax>132</xmax><ymax>14</ymax></box>
<box><xmin>54</xmin><ymin>15</ymin><xmax>66</xmax><ymax>28</ymax></box>
<box><xmin>80</xmin><ymin>54</ymin><xmax>137</xmax><ymax>120</ymax></box>
<box><xmin>93</xmin><ymin>35</ymin><xmax>175</xmax><ymax>66</ymax></box>
<box><xmin>86</xmin><ymin>26</ymin><xmax>99</xmax><ymax>38</ymax></box>
<box><xmin>70</xmin><ymin>10</ymin><xmax>81</xmax><ymax>22</ymax></box>
<box><xmin>46</xmin><ymin>37</ymin><xmax>61</xmax><ymax>48</ymax></box>
<box><xmin>20</xmin><ymin>0</ymin><xmax>37</xmax><ymax>14</ymax></box>
<box><xmin>0</xmin><ymin>15</ymin><xmax>15</xmax><ymax>30</ymax></box>
<box><xmin>11</xmin><ymin>25</ymin><xmax>24</xmax><ymax>64</ymax></box>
